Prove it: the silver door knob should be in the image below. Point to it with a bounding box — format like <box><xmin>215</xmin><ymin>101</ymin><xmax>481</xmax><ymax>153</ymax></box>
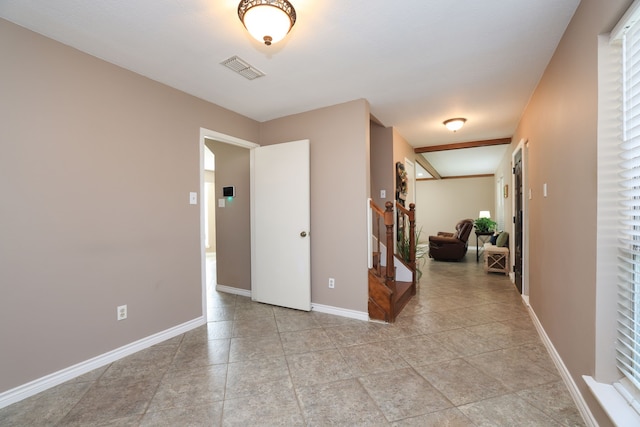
<box><xmin>300</xmin><ymin>231</ymin><xmax>307</xmax><ymax>237</ymax></box>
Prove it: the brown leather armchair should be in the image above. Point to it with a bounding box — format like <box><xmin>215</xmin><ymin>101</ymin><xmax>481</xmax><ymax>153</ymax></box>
<box><xmin>428</xmin><ymin>219</ymin><xmax>475</xmax><ymax>261</ymax></box>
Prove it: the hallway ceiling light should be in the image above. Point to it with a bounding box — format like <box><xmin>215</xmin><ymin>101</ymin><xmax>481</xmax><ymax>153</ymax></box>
<box><xmin>238</xmin><ymin>0</ymin><xmax>296</xmax><ymax>46</ymax></box>
<box><xmin>443</xmin><ymin>118</ymin><xmax>467</xmax><ymax>132</ymax></box>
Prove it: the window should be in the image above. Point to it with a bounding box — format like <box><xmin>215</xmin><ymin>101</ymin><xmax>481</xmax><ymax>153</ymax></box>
<box><xmin>587</xmin><ymin>3</ymin><xmax>640</xmax><ymax>424</ymax></box>
<box><xmin>616</xmin><ymin>3</ymin><xmax>640</xmax><ymax>397</ymax></box>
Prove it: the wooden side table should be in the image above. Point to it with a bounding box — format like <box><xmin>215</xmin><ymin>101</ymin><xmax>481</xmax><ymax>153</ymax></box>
<box><xmin>485</xmin><ymin>245</ymin><xmax>510</xmax><ymax>275</ymax></box>
<box><xmin>475</xmin><ymin>231</ymin><xmax>494</xmax><ymax>262</ymax></box>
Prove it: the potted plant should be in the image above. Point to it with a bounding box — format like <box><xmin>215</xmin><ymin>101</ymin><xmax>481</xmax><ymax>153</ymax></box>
<box><xmin>397</xmin><ymin>227</ymin><xmax>427</xmax><ymax>278</ymax></box>
<box><xmin>474</xmin><ymin>217</ymin><xmax>497</xmax><ymax>233</ymax></box>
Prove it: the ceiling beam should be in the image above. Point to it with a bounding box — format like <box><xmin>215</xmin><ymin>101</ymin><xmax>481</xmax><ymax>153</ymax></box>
<box><xmin>414</xmin><ymin>137</ymin><xmax>512</xmax><ymax>154</ymax></box>
<box><xmin>415</xmin><ymin>155</ymin><xmax>442</xmax><ymax>180</ymax></box>
<box><xmin>418</xmin><ymin>173</ymin><xmax>494</xmax><ymax>181</ymax></box>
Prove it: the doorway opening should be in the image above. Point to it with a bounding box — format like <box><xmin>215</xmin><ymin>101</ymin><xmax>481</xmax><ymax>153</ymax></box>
<box><xmin>199</xmin><ymin>128</ymin><xmax>258</xmax><ymax>321</ymax></box>
<box><xmin>203</xmin><ymin>144</ymin><xmax>217</xmax><ymax>316</ymax></box>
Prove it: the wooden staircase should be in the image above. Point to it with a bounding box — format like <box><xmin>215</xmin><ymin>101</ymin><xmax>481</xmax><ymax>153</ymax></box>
<box><xmin>368</xmin><ymin>200</ymin><xmax>417</xmax><ymax>323</ymax></box>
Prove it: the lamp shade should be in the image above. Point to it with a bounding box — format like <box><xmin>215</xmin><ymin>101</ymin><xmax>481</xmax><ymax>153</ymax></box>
<box><xmin>479</xmin><ymin>210</ymin><xmax>491</xmax><ymax>218</ymax></box>
<box><xmin>443</xmin><ymin>117</ymin><xmax>466</xmax><ymax>132</ymax></box>
<box><xmin>238</xmin><ymin>0</ymin><xmax>296</xmax><ymax>46</ymax></box>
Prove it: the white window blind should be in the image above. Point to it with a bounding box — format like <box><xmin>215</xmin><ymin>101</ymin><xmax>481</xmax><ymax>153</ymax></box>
<box><xmin>617</xmin><ymin>7</ymin><xmax>640</xmax><ymax>393</ymax></box>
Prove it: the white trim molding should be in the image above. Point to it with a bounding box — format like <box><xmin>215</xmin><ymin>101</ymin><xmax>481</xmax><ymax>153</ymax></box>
<box><xmin>0</xmin><ymin>317</ymin><xmax>205</xmax><ymax>409</ymax></box>
<box><xmin>584</xmin><ymin>376</ymin><xmax>640</xmax><ymax>426</ymax></box>
<box><xmin>311</xmin><ymin>303</ymin><xmax>369</xmax><ymax>321</ymax></box>
<box><xmin>216</xmin><ymin>285</ymin><xmax>368</xmax><ymax>321</ymax></box>
<box><xmin>216</xmin><ymin>283</ymin><xmax>370</xmax><ymax>322</ymax></box>
<box><xmin>216</xmin><ymin>284</ymin><xmax>251</xmax><ymax>298</ymax></box>
<box><xmin>527</xmin><ymin>304</ymin><xmax>598</xmax><ymax>426</ymax></box>
<box><xmin>511</xmin><ymin>138</ymin><xmax>529</xmax><ymax>296</ymax></box>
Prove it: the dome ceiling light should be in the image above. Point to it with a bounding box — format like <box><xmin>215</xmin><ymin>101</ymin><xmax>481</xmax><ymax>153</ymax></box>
<box><xmin>443</xmin><ymin>118</ymin><xmax>467</xmax><ymax>132</ymax></box>
<box><xmin>238</xmin><ymin>0</ymin><xmax>296</xmax><ymax>46</ymax></box>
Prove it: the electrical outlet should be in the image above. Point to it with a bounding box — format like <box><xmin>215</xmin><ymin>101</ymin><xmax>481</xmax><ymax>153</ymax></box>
<box><xmin>117</xmin><ymin>305</ymin><xmax>127</xmax><ymax>321</ymax></box>
<box><xmin>328</xmin><ymin>278</ymin><xmax>335</xmax><ymax>289</ymax></box>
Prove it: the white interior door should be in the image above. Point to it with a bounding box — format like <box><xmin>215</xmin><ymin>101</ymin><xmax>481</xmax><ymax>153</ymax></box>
<box><xmin>251</xmin><ymin>139</ymin><xmax>311</xmax><ymax>311</ymax></box>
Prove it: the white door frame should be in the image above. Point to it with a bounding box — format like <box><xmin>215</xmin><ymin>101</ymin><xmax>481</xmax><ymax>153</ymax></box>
<box><xmin>511</xmin><ymin>138</ymin><xmax>529</xmax><ymax>298</ymax></box>
<box><xmin>199</xmin><ymin>128</ymin><xmax>259</xmax><ymax>320</ymax></box>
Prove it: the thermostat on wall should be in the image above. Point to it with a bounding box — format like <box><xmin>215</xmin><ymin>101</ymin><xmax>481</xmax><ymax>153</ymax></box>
<box><xmin>222</xmin><ymin>186</ymin><xmax>235</xmax><ymax>198</ymax></box>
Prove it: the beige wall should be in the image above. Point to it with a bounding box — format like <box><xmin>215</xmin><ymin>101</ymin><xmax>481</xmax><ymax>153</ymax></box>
<box><xmin>493</xmin><ymin>1</ymin><xmax>632</xmax><ymax>425</ymax></box>
<box><xmin>204</xmin><ymin>170</ymin><xmax>216</xmax><ymax>253</ymax></box>
<box><xmin>260</xmin><ymin>100</ymin><xmax>371</xmax><ymax>312</ymax></box>
<box><xmin>369</xmin><ymin>125</ymin><xmax>419</xmax><ymax>209</ymax></box>
<box><xmin>392</xmin><ymin>128</ymin><xmax>418</xmax><ymax>206</ymax></box>
<box><xmin>205</xmin><ymin>140</ymin><xmax>251</xmax><ymax>290</ymax></box>
<box><xmin>494</xmin><ymin>145</ymin><xmax>515</xmax><ymax>267</ymax></box>
<box><xmin>415</xmin><ymin>177</ymin><xmax>495</xmax><ymax>244</ymax></box>
<box><xmin>370</xmin><ymin>123</ymin><xmax>394</xmax><ymax>208</ymax></box>
<box><xmin>0</xmin><ymin>19</ymin><xmax>259</xmax><ymax>393</ymax></box>
<box><xmin>493</xmin><ymin>155</ymin><xmax>512</xmax><ymax>233</ymax></box>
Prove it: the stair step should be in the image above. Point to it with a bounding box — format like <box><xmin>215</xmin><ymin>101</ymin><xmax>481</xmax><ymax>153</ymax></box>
<box><xmin>394</xmin><ymin>280</ymin><xmax>415</xmax><ymax>315</ymax></box>
<box><xmin>395</xmin><ymin>280</ymin><xmax>413</xmax><ymax>300</ymax></box>
<box><xmin>368</xmin><ymin>269</ymin><xmax>416</xmax><ymax>323</ymax></box>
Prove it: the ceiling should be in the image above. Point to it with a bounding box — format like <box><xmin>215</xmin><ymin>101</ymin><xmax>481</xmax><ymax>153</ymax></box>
<box><xmin>0</xmin><ymin>0</ymin><xmax>580</xmax><ymax>176</ymax></box>
<box><xmin>418</xmin><ymin>144</ymin><xmax>510</xmax><ymax>179</ymax></box>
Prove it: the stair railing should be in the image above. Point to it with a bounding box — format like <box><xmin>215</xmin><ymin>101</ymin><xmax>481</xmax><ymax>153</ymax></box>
<box><xmin>367</xmin><ymin>198</ymin><xmax>417</xmax><ymax>323</ymax></box>
<box><xmin>395</xmin><ymin>201</ymin><xmax>416</xmax><ymax>284</ymax></box>
<box><xmin>367</xmin><ymin>200</ymin><xmax>396</xmax><ymax>278</ymax></box>
<box><xmin>384</xmin><ymin>201</ymin><xmax>395</xmax><ymax>285</ymax></box>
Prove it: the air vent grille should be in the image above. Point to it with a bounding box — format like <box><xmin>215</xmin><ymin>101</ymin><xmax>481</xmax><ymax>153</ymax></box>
<box><xmin>220</xmin><ymin>56</ymin><xmax>265</xmax><ymax>80</ymax></box>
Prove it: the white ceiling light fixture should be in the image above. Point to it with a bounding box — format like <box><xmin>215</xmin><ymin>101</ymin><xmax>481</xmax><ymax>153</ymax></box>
<box><xmin>443</xmin><ymin>118</ymin><xmax>467</xmax><ymax>132</ymax></box>
<box><xmin>238</xmin><ymin>0</ymin><xmax>296</xmax><ymax>46</ymax></box>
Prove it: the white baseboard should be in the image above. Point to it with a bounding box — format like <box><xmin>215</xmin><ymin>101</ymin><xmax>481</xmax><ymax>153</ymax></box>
<box><xmin>0</xmin><ymin>316</ymin><xmax>205</xmax><ymax>410</ymax></box>
<box><xmin>527</xmin><ymin>305</ymin><xmax>598</xmax><ymax>426</ymax></box>
<box><xmin>311</xmin><ymin>303</ymin><xmax>369</xmax><ymax>321</ymax></box>
<box><xmin>216</xmin><ymin>284</ymin><xmax>251</xmax><ymax>298</ymax></box>
<box><xmin>215</xmin><ymin>286</ymin><xmax>369</xmax><ymax>322</ymax></box>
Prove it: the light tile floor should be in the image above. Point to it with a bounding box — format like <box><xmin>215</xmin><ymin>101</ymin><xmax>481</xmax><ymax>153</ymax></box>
<box><xmin>0</xmin><ymin>252</ymin><xmax>585</xmax><ymax>426</ymax></box>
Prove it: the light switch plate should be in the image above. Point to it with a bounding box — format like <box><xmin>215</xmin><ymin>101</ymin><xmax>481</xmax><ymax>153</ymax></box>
<box><xmin>380</xmin><ymin>190</ymin><xmax>386</xmax><ymax>198</ymax></box>
<box><xmin>218</xmin><ymin>198</ymin><xmax>225</xmax><ymax>208</ymax></box>
<box><xmin>189</xmin><ymin>192</ymin><xmax>197</xmax><ymax>205</ymax></box>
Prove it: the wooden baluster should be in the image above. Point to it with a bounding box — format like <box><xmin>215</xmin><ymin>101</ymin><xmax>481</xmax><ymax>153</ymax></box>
<box><xmin>384</xmin><ymin>202</ymin><xmax>395</xmax><ymax>284</ymax></box>
<box><xmin>375</xmin><ymin>213</ymin><xmax>380</xmax><ymax>275</ymax></box>
<box><xmin>408</xmin><ymin>203</ymin><xmax>416</xmax><ymax>284</ymax></box>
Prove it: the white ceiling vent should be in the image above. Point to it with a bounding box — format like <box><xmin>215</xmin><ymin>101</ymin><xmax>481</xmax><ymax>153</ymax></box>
<box><xmin>220</xmin><ymin>56</ymin><xmax>265</xmax><ymax>80</ymax></box>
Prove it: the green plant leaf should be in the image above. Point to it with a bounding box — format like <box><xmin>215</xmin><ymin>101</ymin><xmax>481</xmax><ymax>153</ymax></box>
<box><xmin>474</xmin><ymin>217</ymin><xmax>497</xmax><ymax>232</ymax></box>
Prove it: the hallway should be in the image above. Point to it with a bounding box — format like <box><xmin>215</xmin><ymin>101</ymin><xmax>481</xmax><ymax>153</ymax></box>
<box><xmin>0</xmin><ymin>252</ymin><xmax>584</xmax><ymax>426</ymax></box>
